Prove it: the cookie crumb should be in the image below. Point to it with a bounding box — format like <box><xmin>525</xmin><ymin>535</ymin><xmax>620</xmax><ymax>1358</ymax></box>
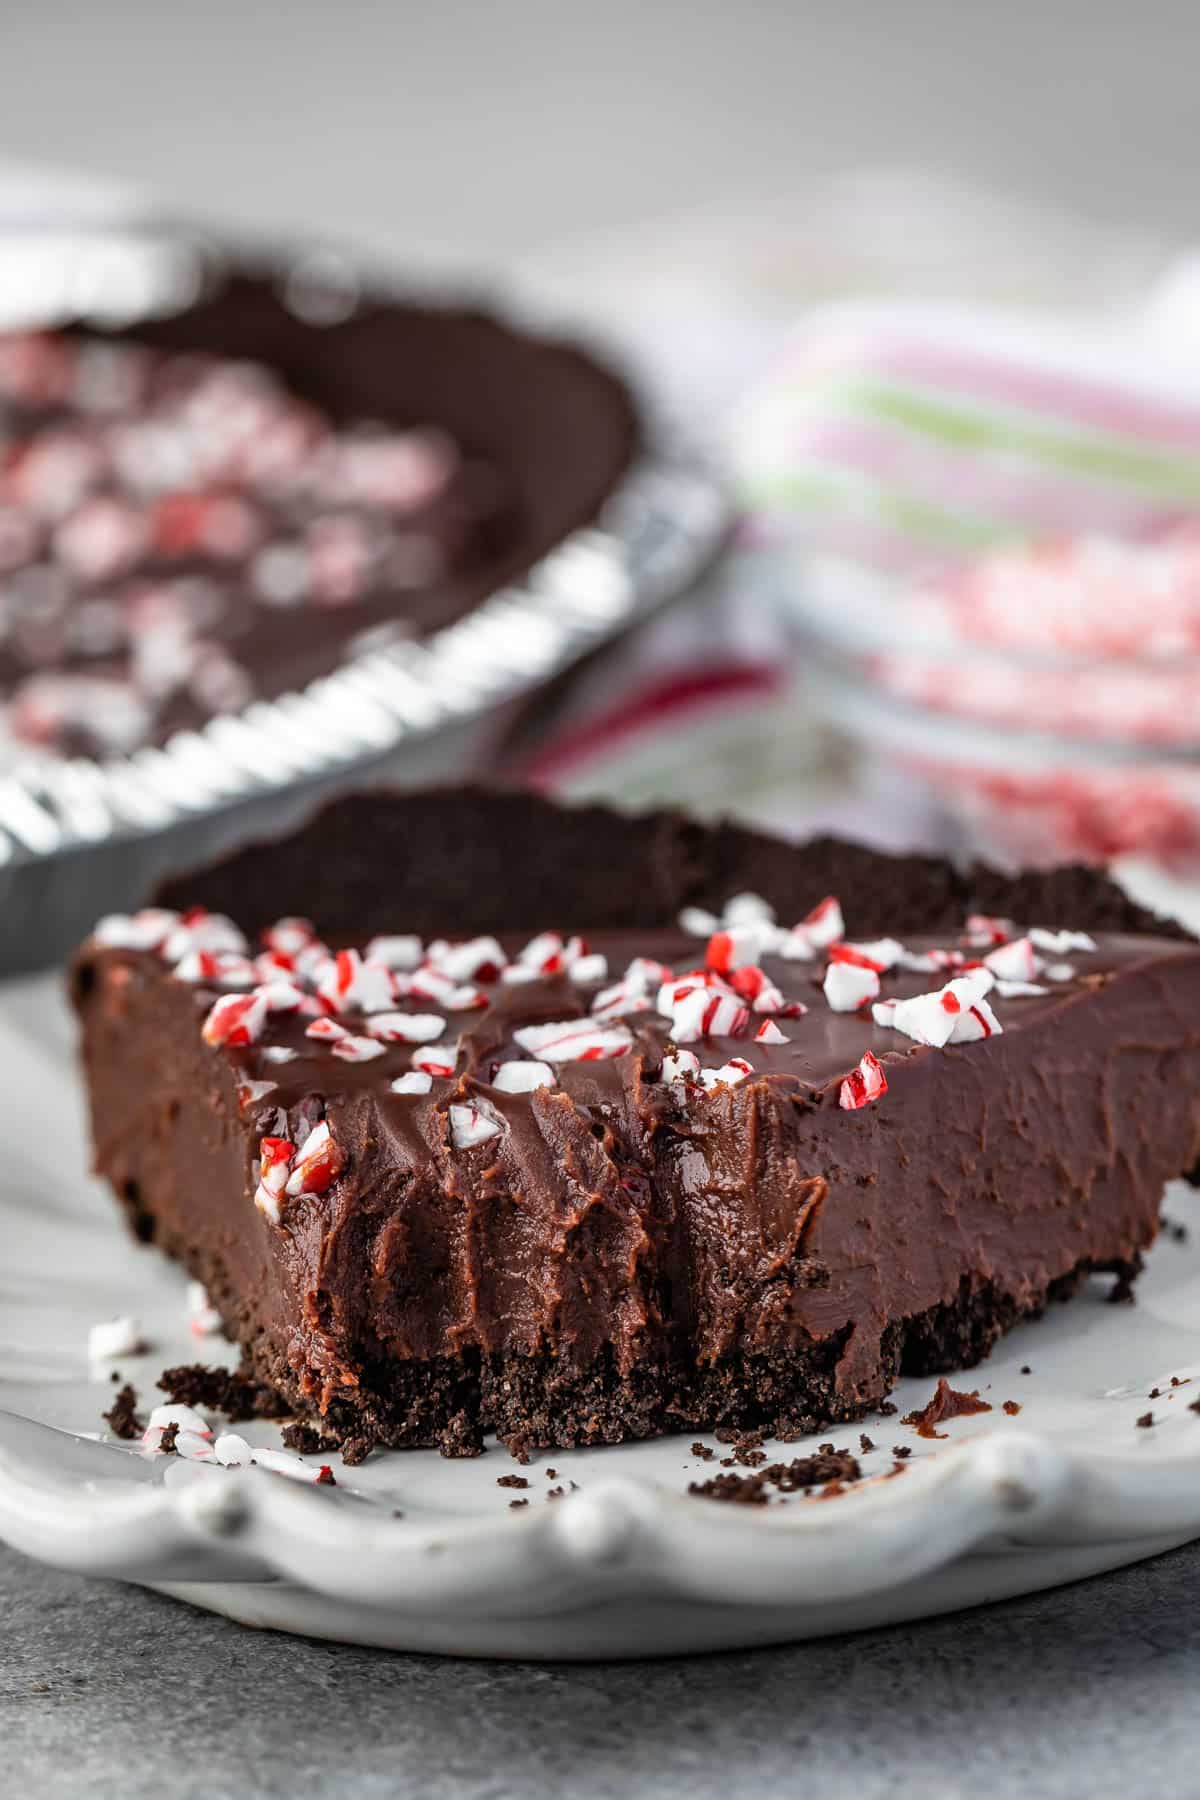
<box><xmin>689</xmin><ymin>1447</ymin><xmax>861</xmax><ymax>1506</ymax></box>
<box><xmin>903</xmin><ymin>1378</ymin><xmax>992</xmax><ymax>1439</ymax></box>
<box><xmin>1020</xmin><ymin>1365</ymin><xmax>1032</xmax><ymax>1375</ymax></box>
<box><xmin>877</xmin><ymin>1401</ymin><xmax>898</xmax><ymax>1417</ymax></box>
<box><xmin>496</xmin><ymin>1473</ymin><xmax>529</xmax><ymax>1490</ymax></box>
<box><xmin>157</xmin><ymin>1362</ymin><xmax>283</xmax><ymax>1422</ymax></box>
<box><xmin>1136</xmin><ymin>1411</ymin><xmax>1154</xmax><ymax>1429</ymax></box>
<box><xmin>892</xmin><ymin>1445</ymin><xmax>912</xmax><ymax>1460</ymax></box>
<box><xmin>1002</xmin><ymin>1400</ymin><xmax>1021</xmax><ymax>1417</ymax></box>
<box><xmin>509</xmin><ymin>1497</ymin><xmax>529</xmax><ymax>1509</ymax></box>
<box><xmin>690</xmin><ymin>1442</ymin><xmax>715</xmax><ymax>1461</ymax></box>
<box><xmin>101</xmin><ymin>1383</ymin><xmax>143</xmax><ymax>1440</ymax></box>
<box><xmin>859</xmin><ymin>1433</ymin><xmax>876</xmax><ymax>1454</ymax></box>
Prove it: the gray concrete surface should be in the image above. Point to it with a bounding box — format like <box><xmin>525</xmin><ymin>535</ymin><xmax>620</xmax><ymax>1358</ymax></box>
<box><xmin>4</xmin><ymin>1539</ymin><xmax>1200</xmax><ymax>1798</ymax></box>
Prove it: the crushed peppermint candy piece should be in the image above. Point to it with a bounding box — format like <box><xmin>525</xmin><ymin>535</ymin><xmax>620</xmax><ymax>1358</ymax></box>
<box><xmin>92</xmin><ymin>908</ymin><xmax>180</xmax><ymax>951</ymax></box>
<box><xmin>284</xmin><ymin>1122</ymin><xmax>345</xmax><ymax>1197</ymax></box>
<box><xmin>994</xmin><ymin>979</ymin><xmax>1050</xmax><ymax>999</ymax></box>
<box><xmin>261</xmin><ymin>916</ymin><xmax>319</xmax><ymax>958</ymax></box>
<box><xmin>213</xmin><ymin>1432</ymin><xmax>253</xmax><ymax>1467</ymax></box>
<box><xmin>261</xmin><ymin>1044</ymin><xmax>299</xmax><ymax>1064</ymax></box>
<box><xmin>723</xmin><ymin>892</ymin><xmax>777</xmax><ymax>927</ymax></box>
<box><xmin>799</xmin><ymin>896</ymin><xmax>844</xmax><ymax>951</ymax></box>
<box><xmin>591</xmin><ymin>958</ymin><xmax>667</xmax><ymax>1020</ymax></box>
<box><xmin>662</xmin><ymin>1048</ymin><xmax>701</xmax><ymax>1082</ymax></box>
<box><xmin>427</xmin><ymin>935</ymin><xmax>506</xmax><ymax>983</ymax></box>
<box><xmin>365</xmin><ymin>1011</ymin><xmax>447</xmax><ymax>1043</ymax></box>
<box><xmin>667</xmin><ymin>987</ymin><xmax>750</xmax><ymax>1043</ymax></box>
<box><xmin>874</xmin><ymin>971</ymin><xmax>999</xmax><ymax>1049</ymax></box>
<box><xmin>202</xmin><ymin>988</ymin><xmax>268</xmax><ymax>1047</ymax></box>
<box><xmin>407</xmin><ymin>965</ymin><xmax>487</xmax><ymax>1010</ymax></box>
<box><xmin>678</xmin><ymin>905</ymin><xmax>720</xmax><ymax>937</ymax></box>
<box><xmin>983</xmin><ymin>937</ymin><xmax>1043</xmax><ymax>983</ymax></box>
<box><xmin>237</xmin><ymin>1077</ymin><xmax>278</xmax><ymax>1109</ymax></box>
<box><xmin>255</xmin><ymin>1135</ymin><xmax>295</xmax><ymax>1222</ymax></box>
<box><xmin>948</xmin><ymin>995</ymin><xmax>1003</xmax><ymax>1042</ymax></box>
<box><xmin>175</xmin><ymin>948</ymin><xmax>256</xmax><ymax>988</ymax></box>
<box><xmin>1029</xmin><ymin>928</ymin><xmax>1097</xmax><ymax>955</ymax></box>
<box><xmin>492</xmin><ymin>1059</ymin><xmax>555</xmax><ymax>1093</ymax></box>
<box><xmin>1043</xmin><ymin>962</ymin><xmax>1077</xmax><ymax>982</ymax></box>
<box><xmin>698</xmin><ymin>1057</ymin><xmax>754</xmax><ymax>1090</ymax></box>
<box><xmin>823</xmin><ymin>962</ymin><xmax>880</xmax><ymax>1013</ymax></box>
<box><xmin>187</xmin><ymin>1281</ymin><xmax>223</xmax><ymax>1337</ymax></box>
<box><xmin>726</xmin><ymin>964</ymin><xmax>783</xmax><ymax>1011</ymax></box>
<box><xmin>364</xmin><ymin>933</ymin><xmax>423</xmax><ymax>971</ymax></box>
<box><xmin>257</xmin><ymin>980</ymin><xmax>307</xmax><ymax>1013</ymax></box>
<box><xmin>391</xmin><ymin>1070</ymin><xmax>434</xmax><ymax>1095</ymax></box>
<box><xmin>512</xmin><ymin>1019</ymin><xmax>635</xmax><ymax>1062</ymax></box>
<box><xmin>163</xmin><ymin>910</ymin><xmax>248</xmax><ymax>964</ymax></box>
<box><xmin>316</xmin><ymin>947</ymin><xmax>396</xmax><ymax>1015</ymax></box>
<box><xmin>570</xmin><ymin>952</ymin><xmax>608</xmax><ymax>985</ymax></box>
<box><xmin>754</xmin><ymin>1019</ymin><xmax>788</xmax><ymax>1044</ymax></box>
<box><xmin>500</xmin><ymin>964</ymin><xmax>543</xmax><ymax>986</ymax></box>
<box><xmin>306</xmin><ymin>1015</ymin><xmax>348</xmax><ymax>1042</ymax></box>
<box><xmin>449</xmin><ymin>1100</ymin><xmax>505</xmax><ymax>1148</ymax></box>
<box><xmin>330</xmin><ymin>1033</ymin><xmax>387</xmax><ymax>1063</ymax></box>
<box><xmin>87</xmin><ymin>1315</ymin><xmax>144</xmax><ymax>1362</ymax></box>
<box><xmin>964</xmin><ymin>914</ymin><xmax>1015</xmax><ymax>947</ymax></box>
<box><xmin>829</xmin><ymin>937</ymin><xmax>906</xmax><ymax>973</ymax></box>
<box><xmin>706</xmin><ymin>926</ymin><xmax>771</xmax><ymax>975</ymax></box>
<box><xmin>149</xmin><ymin>1402</ymin><xmax>212</xmax><ymax>1438</ymax></box>
<box><xmin>839</xmin><ymin>1051</ymin><xmax>889</xmax><ymax>1110</ymax></box>
<box><xmin>244</xmin><ymin>1444</ymin><xmax>330</xmax><ymax>1483</ymax></box>
<box><xmin>411</xmin><ymin>1042</ymin><xmax>458</xmax><ymax>1077</ymax></box>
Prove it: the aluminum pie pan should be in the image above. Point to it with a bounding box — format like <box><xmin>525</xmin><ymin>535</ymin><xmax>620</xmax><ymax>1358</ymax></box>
<box><xmin>0</xmin><ymin>223</ymin><xmax>730</xmax><ymax>974</ymax></box>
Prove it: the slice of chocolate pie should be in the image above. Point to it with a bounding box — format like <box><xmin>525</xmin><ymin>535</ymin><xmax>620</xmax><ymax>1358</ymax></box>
<box><xmin>72</xmin><ymin>788</ymin><xmax>1200</xmax><ymax>1457</ymax></box>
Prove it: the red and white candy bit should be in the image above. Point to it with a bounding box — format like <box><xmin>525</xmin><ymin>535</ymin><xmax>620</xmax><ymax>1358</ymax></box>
<box><xmin>668</xmin><ymin>987</ymin><xmax>750</xmax><ymax>1044</ymax></box>
<box><xmin>257</xmin><ymin>980</ymin><xmax>307</xmax><ymax>1013</ymax></box>
<box><xmin>1029</xmin><ymin>928</ymin><xmax>1097</xmax><ymax>955</ymax></box>
<box><xmin>175</xmin><ymin>948</ymin><xmax>256</xmax><ymax>988</ymax></box>
<box><xmin>148</xmin><ymin>1402</ymin><xmax>212</xmax><ymax>1439</ymax></box>
<box><xmin>306</xmin><ymin>1015</ymin><xmax>347</xmax><ymax>1043</ymax></box>
<box><xmin>202</xmin><ymin>988</ymin><xmax>268</xmax><ymax>1048</ymax></box>
<box><xmin>364</xmin><ymin>933</ymin><xmax>423</xmax><ymax>972</ymax></box>
<box><xmin>237</xmin><ymin>1077</ymin><xmax>278</xmax><ymax>1109</ymax></box>
<box><xmin>187</xmin><ymin>1281</ymin><xmax>223</xmax><ymax>1338</ymax></box>
<box><xmin>92</xmin><ymin>907</ymin><xmax>180</xmax><ymax>952</ymax></box>
<box><xmin>728</xmin><ymin>965</ymin><xmax>785</xmax><ymax>1013</ymax></box>
<box><xmin>512</xmin><ymin>1019</ymin><xmax>635</xmax><ymax>1063</ymax></box>
<box><xmin>163</xmin><ymin>908</ymin><xmax>249</xmax><ymax>964</ymax></box>
<box><xmin>1043</xmin><ymin>962</ymin><xmax>1077</xmax><ymax>983</ymax></box>
<box><xmin>797</xmin><ymin>896</ymin><xmax>845</xmax><ymax>952</ymax></box>
<box><xmin>699</xmin><ymin>1057</ymin><xmax>754</xmax><ymax>1091</ymax></box>
<box><xmin>839</xmin><ymin>1051</ymin><xmax>889</xmax><ymax>1111</ymax></box>
<box><xmin>54</xmin><ymin>495</ymin><xmax>148</xmax><ymax>582</ymax></box>
<box><xmin>407</xmin><ymin>965</ymin><xmax>488</xmax><ymax>1010</ymax></box>
<box><xmin>754</xmin><ymin>1019</ymin><xmax>788</xmax><ymax>1045</ymax></box>
<box><xmin>255</xmin><ymin>1135</ymin><xmax>295</xmax><ymax>1222</ymax></box>
<box><xmin>391</xmin><ymin>1070</ymin><xmax>434</xmax><ymax>1095</ymax></box>
<box><xmin>964</xmin><ymin>914</ymin><xmax>1015</xmax><ymax>948</ymax></box>
<box><xmin>365</xmin><ymin>1011</ymin><xmax>447</xmax><ymax>1044</ymax></box>
<box><xmin>994</xmin><ymin>979</ymin><xmax>1049</xmax><ymax>999</ymax></box>
<box><xmin>829</xmin><ymin>937</ymin><xmax>906</xmax><ymax>973</ymax></box>
<box><xmin>87</xmin><ymin>1315</ymin><xmax>144</xmax><ymax>1362</ymax></box>
<box><xmin>492</xmin><ymin>1059</ymin><xmax>554</xmax><ymax>1093</ymax></box>
<box><xmin>662</xmin><ymin>1048</ymin><xmax>701</xmax><ymax>1083</ymax></box>
<box><xmin>411</xmin><ymin>1042</ymin><xmax>458</xmax><ymax>1078</ymax></box>
<box><xmin>285</xmin><ymin>1122</ymin><xmax>345</xmax><ymax>1198</ymax></box>
<box><xmin>983</xmin><ymin>936</ymin><xmax>1043</xmax><ymax>983</ymax></box>
<box><xmin>330</xmin><ymin>1033</ymin><xmax>387</xmax><ymax>1063</ymax></box>
<box><xmin>315</xmin><ymin>947</ymin><xmax>396</xmax><ymax>1015</ymax></box>
<box><xmin>426</xmin><ymin>935</ymin><xmax>506</xmax><ymax>983</ymax></box>
<box><xmin>569</xmin><ymin>951</ymin><xmax>608</xmax><ymax>985</ymax></box>
<box><xmin>705</xmin><ymin>926</ymin><xmax>770</xmax><ymax>975</ymax></box>
<box><xmin>448</xmin><ymin>1100</ymin><xmax>505</xmax><ymax>1149</ymax></box>
<box><xmin>261</xmin><ymin>916</ymin><xmax>319</xmax><ymax>958</ymax></box>
<box><xmin>591</xmin><ymin>957</ymin><xmax>670</xmax><ymax>1020</ymax></box>
<box><xmin>874</xmin><ymin>971</ymin><xmax>1001</xmax><ymax>1049</ymax></box>
<box><xmin>823</xmin><ymin>962</ymin><xmax>880</xmax><ymax>1013</ymax></box>
<box><xmin>261</xmin><ymin>1044</ymin><xmax>299</xmax><ymax>1064</ymax></box>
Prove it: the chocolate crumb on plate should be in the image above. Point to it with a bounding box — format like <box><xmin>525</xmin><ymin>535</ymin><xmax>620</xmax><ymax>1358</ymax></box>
<box><xmin>1020</xmin><ymin>1365</ymin><xmax>1032</xmax><ymax>1375</ymax></box>
<box><xmin>509</xmin><ymin>1498</ymin><xmax>529</xmax><ymax>1509</ymax></box>
<box><xmin>689</xmin><ymin>1447</ymin><xmax>862</xmax><ymax>1506</ymax></box>
<box><xmin>157</xmin><ymin>1421</ymin><xmax>179</xmax><ymax>1454</ymax></box>
<box><xmin>496</xmin><ymin>1474</ymin><xmax>529</xmax><ymax>1490</ymax></box>
<box><xmin>1149</xmin><ymin>1387</ymin><xmax>1161</xmax><ymax>1399</ymax></box>
<box><xmin>903</xmin><ymin>1378</ymin><xmax>993</xmax><ymax>1440</ymax></box>
<box><xmin>101</xmin><ymin>1383</ymin><xmax>143</xmax><ymax>1441</ymax></box>
<box><xmin>339</xmin><ymin>1435</ymin><xmax>375</xmax><ymax>1467</ymax></box>
<box><xmin>1002</xmin><ymin>1400</ymin><xmax>1022</xmax><ymax>1416</ymax></box>
<box><xmin>280</xmin><ymin>1421</ymin><xmax>340</xmax><ymax>1456</ymax></box>
<box><xmin>690</xmin><ymin>1442</ymin><xmax>715</xmax><ymax>1461</ymax></box>
<box><xmin>877</xmin><ymin>1402</ymin><xmax>899</xmax><ymax>1417</ymax></box>
<box><xmin>859</xmin><ymin>1433</ymin><xmax>876</xmax><ymax>1453</ymax></box>
<box><xmin>1136</xmin><ymin>1411</ymin><xmax>1155</xmax><ymax>1429</ymax></box>
<box><xmin>1189</xmin><ymin>1399</ymin><xmax>1200</xmax><ymax>1416</ymax></box>
<box><xmin>892</xmin><ymin>1445</ymin><xmax>912</xmax><ymax>1460</ymax></box>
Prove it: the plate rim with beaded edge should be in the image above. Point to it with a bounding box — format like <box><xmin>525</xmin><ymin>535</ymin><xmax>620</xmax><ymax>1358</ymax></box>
<box><xmin>0</xmin><ymin>981</ymin><xmax>1197</xmax><ymax>1662</ymax></box>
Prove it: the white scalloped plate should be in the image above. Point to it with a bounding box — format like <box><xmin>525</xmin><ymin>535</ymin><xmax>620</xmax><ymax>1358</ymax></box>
<box><xmin>1</xmin><ymin>984</ymin><xmax>1198</xmax><ymax>1660</ymax></box>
